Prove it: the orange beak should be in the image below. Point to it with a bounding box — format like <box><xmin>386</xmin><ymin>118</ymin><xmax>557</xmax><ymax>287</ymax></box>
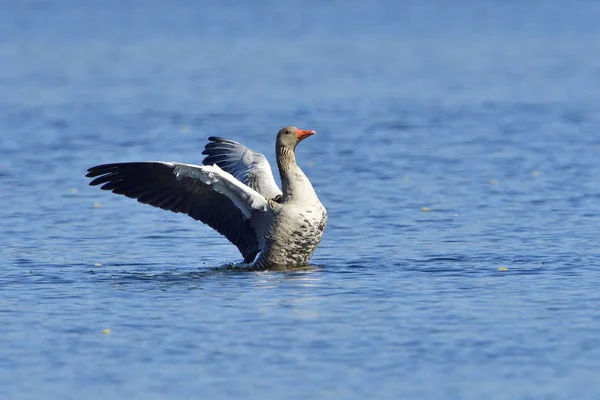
<box><xmin>296</xmin><ymin>129</ymin><xmax>316</xmax><ymax>141</ymax></box>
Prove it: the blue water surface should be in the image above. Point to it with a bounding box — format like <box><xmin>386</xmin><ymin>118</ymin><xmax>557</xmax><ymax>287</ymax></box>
<box><xmin>1</xmin><ymin>1</ymin><xmax>600</xmax><ymax>399</ymax></box>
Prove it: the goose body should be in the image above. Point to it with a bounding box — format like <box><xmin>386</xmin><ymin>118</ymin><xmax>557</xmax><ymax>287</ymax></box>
<box><xmin>86</xmin><ymin>126</ymin><xmax>327</xmax><ymax>269</ymax></box>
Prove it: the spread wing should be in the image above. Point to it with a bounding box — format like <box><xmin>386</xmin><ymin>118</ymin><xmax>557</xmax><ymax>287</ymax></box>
<box><xmin>86</xmin><ymin>162</ymin><xmax>271</xmax><ymax>263</ymax></box>
<box><xmin>202</xmin><ymin>137</ymin><xmax>282</xmax><ymax>200</ymax></box>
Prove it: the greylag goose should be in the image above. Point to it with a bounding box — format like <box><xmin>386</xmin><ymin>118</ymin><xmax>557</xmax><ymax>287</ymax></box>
<box><xmin>86</xmin><ymin>126</ymin><xmax>327</xmax><ymax>269</ymax></box>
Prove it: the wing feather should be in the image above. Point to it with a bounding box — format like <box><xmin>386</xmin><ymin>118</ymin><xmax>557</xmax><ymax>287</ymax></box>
<box><xmin>86</xmin><ymin>162</ymin><xmax>269</xmax><ymax>262</ymax></box>
<box><xmin>202</xmin><ymin>137</ymin><xmax>282</xmax><ymax>200</ymax></box>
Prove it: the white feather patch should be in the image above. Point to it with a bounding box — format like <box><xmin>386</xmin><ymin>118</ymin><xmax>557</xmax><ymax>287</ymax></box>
<box><xmin>172</xmin><ymin>163</ymin><xmax>268</xmax><ymax>219</ymax></box>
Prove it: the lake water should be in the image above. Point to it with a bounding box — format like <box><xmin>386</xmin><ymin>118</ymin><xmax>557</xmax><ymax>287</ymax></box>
<box><xmin>1</xmin><ymin>1</ymin><xmax>600</xmax><ymax>399</ymax></box>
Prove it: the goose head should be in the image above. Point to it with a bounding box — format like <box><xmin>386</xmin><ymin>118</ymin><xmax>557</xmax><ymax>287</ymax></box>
<box><xmin>276</xmin><ymin>126</ymin><xmax>315</xmax><ymax>150</ymax></box>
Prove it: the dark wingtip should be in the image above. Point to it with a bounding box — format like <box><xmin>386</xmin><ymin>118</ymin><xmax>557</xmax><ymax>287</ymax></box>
<box><xmin>204</xmin><ymin>137</ymin><xmax>225</xmax><ymax>153</ymax></box>
<box><xmin>203</xmin><ymin>137</ymin><xmax>235</xmax><ymax>158</ymax></box>
<box><xmin>87</xmin><ymin>172</ymin><xmax>110</xmax><ymax>186</ymax></box>
<box><xmin>85</xmin><ymin>165</ymin><xmax>106</xmax><ymax>178</ymax></box>
<box><xmin>86</xmin><ymin>163</ymin><xmax>125</xmax><ymax>183</ymax></box>
<box><xmin>86</xmin><ymin>164</ymin><xmax>108</xmax><ymax>176</ymax></box>
<box><xmin>207</xmin><ymin>136</ymin><xmax>237</xmax><ymax>144</ymax></box>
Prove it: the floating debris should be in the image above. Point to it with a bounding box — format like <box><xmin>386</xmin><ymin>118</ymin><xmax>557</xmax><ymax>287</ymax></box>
<box><xmin>70</xmin><ymin>188</ymin><xmax>78</xmax><ymax>194</ymax></box>
<box><xmin>490</xmin><ymin>179</ymin><xmax>499</xmax><ymax>185</ymax></box>
<box><xmin>93</xmin><ymin>202</ymin><xmax>102</xmax><ymax>208</ymax></box>
<box><xmin>421</xmin><ymin>207</ymin><xmax>431</xmax><ymax>212</ymax></box>
<box><xmin>531</xmin><ymin>171</ymin><xmax>539</xmax><ymax>177</ymax></box>
<box><xmin>101</xmin><ymin>329</ymin><xmax>111</xmax><ymax>334</ymax></box>
<box><xmin>94</xmin><ymin>263</ymin><xmax>102</xmax><ymax>267</ymax></box>
<box><xmin>498</xmin><ymin>267</ymin><xmax>508</xmax><ymax>271</ymax></box>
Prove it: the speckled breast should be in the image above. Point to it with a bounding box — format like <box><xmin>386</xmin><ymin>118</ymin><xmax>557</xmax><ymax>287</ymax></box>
<box><xmin>257</xmin><ymin>203</ymin><xmax>328</xmax><ymax>268</ymax></box>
